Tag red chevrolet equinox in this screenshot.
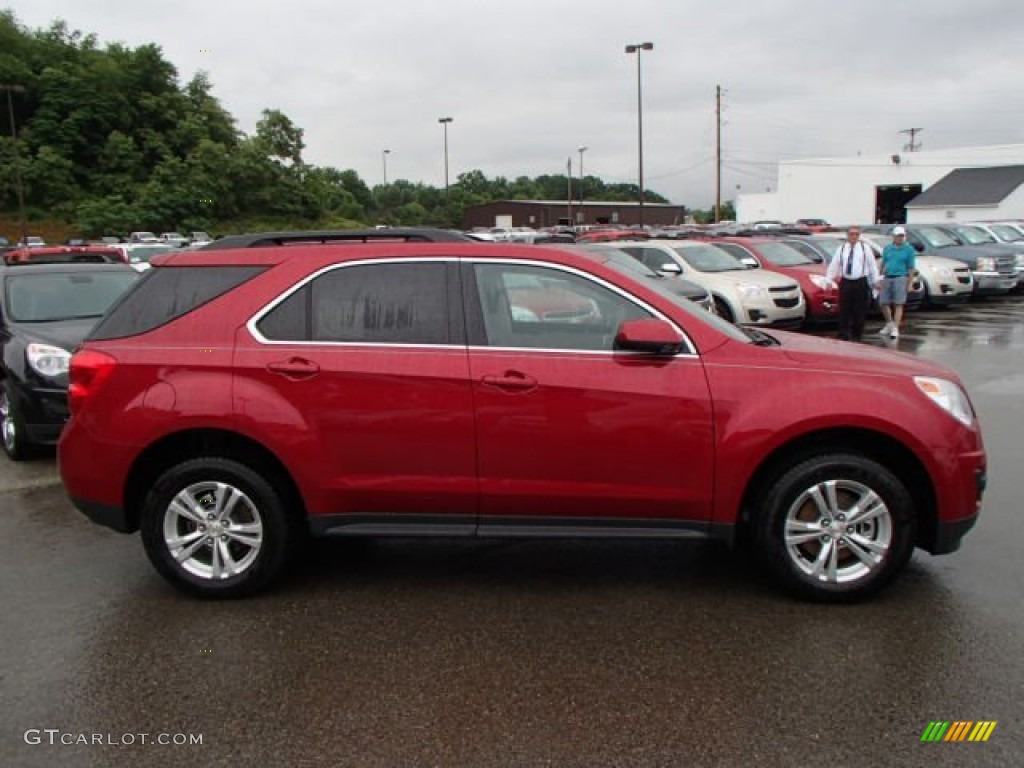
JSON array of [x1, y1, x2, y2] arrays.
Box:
[[58, 230, 987, 601]]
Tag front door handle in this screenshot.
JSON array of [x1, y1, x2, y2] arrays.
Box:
[[480, 371, 538, 392], [267, 357, 320, 379]]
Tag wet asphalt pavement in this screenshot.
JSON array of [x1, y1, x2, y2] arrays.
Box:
[[2, 298, 1023, 767]]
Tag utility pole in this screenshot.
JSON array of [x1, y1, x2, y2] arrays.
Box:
[[0, 84, 27, 245], [715, 85, 722, 224], [567, 157, 573, 226], [900, 127, 923, 152]]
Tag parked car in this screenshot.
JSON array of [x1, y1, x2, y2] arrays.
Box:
[[576, 228, 651, 244], [58, 231, 986, 602], [935, 223, 1024, 289], [864, 225, 1017, 296], [707, 237, 838, 324], [1, 262, 139, 459], [858, 233, 973, 307], [160, 232, 190, 248], [128, 231, 160, 244], [19, 236, 46, 248], [111, 243, 178, 271], [616, 240, 805, 327], [3, 246, 122, 266], [563, 243, 717, 315], [190, 232, 213, 245]]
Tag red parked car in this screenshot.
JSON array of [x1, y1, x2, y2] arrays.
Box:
[[708, 237, 839, 324], [58, 230, 986, 601]]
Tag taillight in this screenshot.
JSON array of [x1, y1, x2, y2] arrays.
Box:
[[68, 349, 117, 413]]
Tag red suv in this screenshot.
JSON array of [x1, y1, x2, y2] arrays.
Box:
[[58, 230, 987, 601]]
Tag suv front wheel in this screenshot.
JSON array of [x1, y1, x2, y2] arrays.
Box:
[[141, 457, 295, 598], [757, 453, 915, 602]]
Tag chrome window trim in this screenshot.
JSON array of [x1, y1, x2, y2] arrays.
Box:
[[246, 255, 698, 357]]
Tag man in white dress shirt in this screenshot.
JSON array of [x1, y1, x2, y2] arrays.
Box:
[[826, 226, 882, 341]]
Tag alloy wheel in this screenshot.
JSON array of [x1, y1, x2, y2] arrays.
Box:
[[783, 478, 893, 584]]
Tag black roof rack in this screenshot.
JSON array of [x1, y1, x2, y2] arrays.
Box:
[[198, 228, 472, 250]]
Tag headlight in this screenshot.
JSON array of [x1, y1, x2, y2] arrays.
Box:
[[27, 343, 72, 378], [914, 376, 974, 427], [736, 283, 768, 299], [976, 257, 996, 272], [1015, 253, 1024, 269], [809, 275, 837, 290]]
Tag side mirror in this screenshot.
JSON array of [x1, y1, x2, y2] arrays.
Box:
[[911, 242, 924, 252], [659, 262, 682, 275], [615, 318, 686, 355], [740, 257, 759, 269]]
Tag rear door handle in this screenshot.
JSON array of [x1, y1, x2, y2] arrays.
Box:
[[267, 357, 320, 378], [481, 371, 538, 392]]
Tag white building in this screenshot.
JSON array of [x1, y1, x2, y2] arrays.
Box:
[[735, 144, 1024, 226]]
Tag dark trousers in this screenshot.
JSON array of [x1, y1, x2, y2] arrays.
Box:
[[838, 277, 870, 341]]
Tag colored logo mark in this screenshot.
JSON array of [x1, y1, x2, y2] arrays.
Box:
[[921, 721, 997, 742]]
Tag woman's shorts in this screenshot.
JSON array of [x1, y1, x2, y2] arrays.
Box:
[[880, 276, 908, 305]]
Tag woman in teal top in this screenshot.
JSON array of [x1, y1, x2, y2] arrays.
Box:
[[878, 227, 917, 339]]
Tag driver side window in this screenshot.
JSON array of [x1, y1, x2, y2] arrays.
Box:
[[473, 263, 652, 351]]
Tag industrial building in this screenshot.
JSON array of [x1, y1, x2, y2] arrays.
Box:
[[463, 200, 686, 230], [735, 144, 1024, 225]]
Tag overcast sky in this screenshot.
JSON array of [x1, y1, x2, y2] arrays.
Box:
[[8, 0, 1024, 207]]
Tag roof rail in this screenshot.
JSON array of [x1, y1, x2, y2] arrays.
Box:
[[198, 228, 472, 250]]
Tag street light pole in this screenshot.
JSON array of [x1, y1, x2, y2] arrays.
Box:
[[624, 42, 653, 228], [382, 149, 390, 185], [438, 117, 453, 202], [578, 146, 588, 213], [0, 84, 27, 245]]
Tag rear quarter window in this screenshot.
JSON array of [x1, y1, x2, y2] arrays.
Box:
[[89, 266, 267, 340]]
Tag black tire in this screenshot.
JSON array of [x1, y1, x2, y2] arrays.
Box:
[[755, 453, 915, 602], [0, 382, 34, 461], [140, 457, 296, 598], [713, 296, 734, 323]]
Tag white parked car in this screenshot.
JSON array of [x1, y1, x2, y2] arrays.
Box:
[[111, 243, 178, 271], [190, 231, 213, 245], [128, 231, 159, 244], [20, 236, 46, 247], [159, 232, 189, 247], [616, 240, 805, 327], [859, 234, 973, 307]]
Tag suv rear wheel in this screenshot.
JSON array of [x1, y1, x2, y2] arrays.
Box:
[[141, 457, 295, 598], [756, 453, 915, 602]]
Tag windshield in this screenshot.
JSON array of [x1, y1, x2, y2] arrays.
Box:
[[915, 227, 959, 248], [753, 241, 814, 266], [673, 243, 746, 272], [5, 271, 138, 322], [991, 225, 1023, 242], [950, 226, 996, 245]]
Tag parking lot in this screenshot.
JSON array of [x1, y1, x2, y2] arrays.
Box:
[[2, 297, 1022, 767]]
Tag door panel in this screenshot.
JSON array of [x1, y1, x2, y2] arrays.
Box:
[[467, 262, 715, 526]]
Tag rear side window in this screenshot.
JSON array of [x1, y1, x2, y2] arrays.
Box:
[[89, 266, 266, 340], [313, 263, 448, 344]]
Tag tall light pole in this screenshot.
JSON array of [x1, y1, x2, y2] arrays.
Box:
[[577, 146, 588, 214], [382, 149, 390, 185], [438, 117, 453, 202], [0, 84, 27, 245], [624, 42, 653, 228]]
